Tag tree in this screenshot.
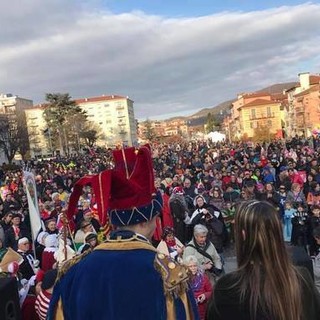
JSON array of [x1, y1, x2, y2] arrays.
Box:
[[252, 124, 275, 142], [80, 122, 103, 148], [206, 113, 220, 133], [0, 112, 30, 163], [144, 119, 156, 141], [43, 93, 86, 155]]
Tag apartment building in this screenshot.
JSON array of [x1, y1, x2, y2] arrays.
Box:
[[286, 72, 320, 137], [239, 98, 284, 139], [25, 105, 49, 158], [75, 95, 137, 147], [25, 95, 137, 158]]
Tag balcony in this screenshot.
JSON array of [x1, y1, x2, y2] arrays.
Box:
[[249, 112, 275, 120], [295, 107, 304, 114]]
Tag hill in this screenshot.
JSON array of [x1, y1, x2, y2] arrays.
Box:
[[165, 81, 298, 124]]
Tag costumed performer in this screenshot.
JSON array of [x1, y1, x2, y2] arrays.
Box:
[[48, 145, 199, 320]]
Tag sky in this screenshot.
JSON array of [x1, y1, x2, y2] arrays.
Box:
[[1, 1, 320, 120]]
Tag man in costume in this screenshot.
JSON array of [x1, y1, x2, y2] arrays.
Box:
[[48, 145, 199, 319]]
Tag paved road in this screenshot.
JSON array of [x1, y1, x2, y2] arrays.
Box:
[[223, 244, 237, 273], [224, 256, 237, 273]]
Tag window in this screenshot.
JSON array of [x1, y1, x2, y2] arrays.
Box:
[[267, 120, 272, 126], [267, 107, 271, 117], [251, 109, 256, 119]]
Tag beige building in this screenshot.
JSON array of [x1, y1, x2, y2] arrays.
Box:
[[0, 93, 33, 114], [286, 72, 320, 137], [25, 105, 50, 158], [75, 95, 137, 147], [25, 95, 137, 157]]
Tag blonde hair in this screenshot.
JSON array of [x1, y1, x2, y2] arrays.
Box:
[[234, 200, 302, 320]]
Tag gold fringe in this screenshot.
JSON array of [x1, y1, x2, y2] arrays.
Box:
[[95, 240, 157, 252], [54, 298, 64, 320]]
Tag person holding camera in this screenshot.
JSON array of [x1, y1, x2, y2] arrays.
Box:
[[190, 195, 225, 254]]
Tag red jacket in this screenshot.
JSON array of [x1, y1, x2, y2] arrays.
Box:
[[191, 273, 213, 320]]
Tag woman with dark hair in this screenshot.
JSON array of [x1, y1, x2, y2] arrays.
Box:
[[206, 200, 320, 320], [156, 226, 184, 262]]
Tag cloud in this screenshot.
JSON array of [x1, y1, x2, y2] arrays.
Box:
[[1, 1, 320, 119]]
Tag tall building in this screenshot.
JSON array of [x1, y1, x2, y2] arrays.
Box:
[[25, 94, 137, 158], [25, 105, 50, 158], [0, 93, 33, 113], [75, 95, 137, 147], [286, 72, 320, 137]]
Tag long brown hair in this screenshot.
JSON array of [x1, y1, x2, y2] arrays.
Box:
[[234, 200, 302, 320]]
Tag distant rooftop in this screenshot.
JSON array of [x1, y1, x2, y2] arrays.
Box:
[[75, 95, 132, 104]]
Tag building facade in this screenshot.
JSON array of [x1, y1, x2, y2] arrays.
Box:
[[228, 92, 285, 140], [286, 73, 320, 137], [25, 105, 50, 158], [75, 95, 137, 147]]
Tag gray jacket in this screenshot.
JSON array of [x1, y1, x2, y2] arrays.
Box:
[[183, 238, 222, 270]]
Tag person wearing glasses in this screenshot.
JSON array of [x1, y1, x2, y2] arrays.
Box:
[[17, 237, 38, 280]]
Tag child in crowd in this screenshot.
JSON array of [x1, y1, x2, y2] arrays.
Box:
[[291, 203, 309, 248], [283, 202, 295, 242]]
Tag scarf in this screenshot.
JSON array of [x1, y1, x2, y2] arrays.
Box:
[[190, 271, 204, 292], [165, 238, 177, 248]]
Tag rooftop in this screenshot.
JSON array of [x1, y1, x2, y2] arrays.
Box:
[[75, 95, 131, 104]]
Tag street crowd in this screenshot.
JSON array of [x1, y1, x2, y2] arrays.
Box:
[[1, 136, 320, 319]]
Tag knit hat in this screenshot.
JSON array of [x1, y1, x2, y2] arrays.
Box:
[[41, 269, 58, 290], [84, 232, 97, 243], [67, 145, 163, 227], [12, 213, 22, 219], [172, 186, 184, 195], [18, 237, 29, 245]]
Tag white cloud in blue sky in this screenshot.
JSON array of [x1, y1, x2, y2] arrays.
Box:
[[0, 1, 319, 120]]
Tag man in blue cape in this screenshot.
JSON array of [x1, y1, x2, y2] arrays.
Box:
[[48, 145, 199, 320]]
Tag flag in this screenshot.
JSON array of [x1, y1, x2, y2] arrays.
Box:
[[23, 171, 44, 241]]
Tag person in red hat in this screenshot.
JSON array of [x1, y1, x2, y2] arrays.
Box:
[[48, 145, 199, 320]]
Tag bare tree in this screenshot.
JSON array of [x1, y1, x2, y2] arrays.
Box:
[[79, 122, 103, 148], [0, 112, 29, 163]]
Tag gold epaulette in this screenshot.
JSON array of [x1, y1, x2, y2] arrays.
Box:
[[154, 254, 189, 299], [56, 249, 92, 281]]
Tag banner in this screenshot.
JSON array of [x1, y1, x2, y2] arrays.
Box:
[[23, 171, 44, 242]]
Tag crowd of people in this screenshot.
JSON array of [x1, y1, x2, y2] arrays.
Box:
[[1, 136, 320, 319]]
